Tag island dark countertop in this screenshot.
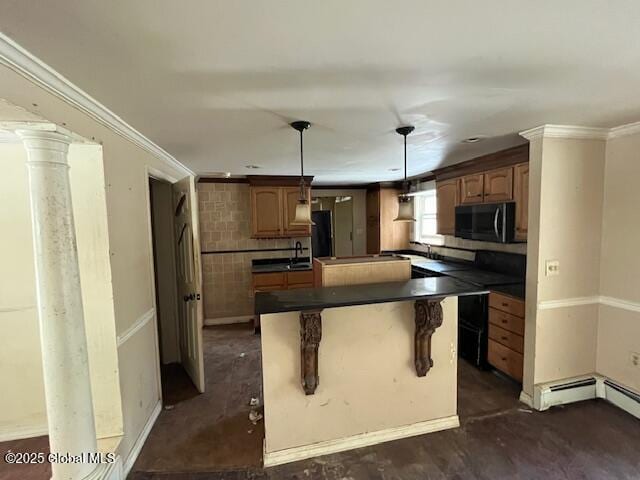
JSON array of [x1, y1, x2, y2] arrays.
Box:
[[255, 276, 489, 315]]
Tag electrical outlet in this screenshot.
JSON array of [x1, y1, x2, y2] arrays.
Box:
[[545, 260, 560, 277], [631, 352, 640, 368]]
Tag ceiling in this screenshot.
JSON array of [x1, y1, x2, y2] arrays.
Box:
[[1, 1, 640, 184]]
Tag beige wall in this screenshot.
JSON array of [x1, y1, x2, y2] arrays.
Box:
[[0, 142, 123, 440], [261, 298, 458, 453], [523, 136, 606, 393], [597, 132, 640, 393], [312, 188, 367, 255], [198, 182, 310, 320], [1, 63, 188, 467]]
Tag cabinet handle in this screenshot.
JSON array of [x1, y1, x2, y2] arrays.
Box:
[[502, 302, 509, 307], [501, 319, 507, 324], [501, 336, 508, 341], [501, 357, 507, 361]]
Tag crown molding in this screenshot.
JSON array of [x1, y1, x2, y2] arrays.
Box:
[[0, 33, 193, 177], [607, 121, 640, 140], [519, 124, 609, 141]]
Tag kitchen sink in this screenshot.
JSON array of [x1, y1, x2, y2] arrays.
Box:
[[287, 263, 311, 270]]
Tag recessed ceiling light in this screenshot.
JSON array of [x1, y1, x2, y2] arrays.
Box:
[[462, 136, 484, 144], [245, 164, 261, 169], [389, 167, 401, 172]]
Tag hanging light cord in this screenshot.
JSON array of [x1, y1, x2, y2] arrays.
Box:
[[299, 128, 305, 200]]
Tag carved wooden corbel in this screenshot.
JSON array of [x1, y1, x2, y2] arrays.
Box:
[[414, 299, 444, 377], [300, 310, 322, 395]]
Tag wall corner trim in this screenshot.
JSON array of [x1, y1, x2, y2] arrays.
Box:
[[122, 400, 162, 478], [263, 415, 459, 467], [519, 124, 610, 141], [0, 424, 48, 443], [607, 121, 640, 139], [0, 32, 193, 178]]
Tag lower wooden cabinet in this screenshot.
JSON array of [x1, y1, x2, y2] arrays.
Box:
[[253, 270, 314, 329], [487, 291, 525, 382]]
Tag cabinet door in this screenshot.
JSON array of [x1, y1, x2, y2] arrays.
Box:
[[436, 179, 459, 235], [484, 167, 514, 203], [250, 186, 282, 237], [514, 163, 529, 241], [460, 174, 484, 204], [283, 186, 311, 237], [253, 272, 286, 291]]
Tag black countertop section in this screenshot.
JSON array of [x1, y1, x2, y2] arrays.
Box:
[[252, 257, 312, 273], [255, 277, 489, 315], [441, 269, 522, 287], [412, 260, 475, 273], [491, 283, 526, 300]]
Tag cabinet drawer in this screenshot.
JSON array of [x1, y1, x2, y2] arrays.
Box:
[[252, 272, 286, 289], [489, 323, 524, 354], [489, 292, 525, 318], [489, 307, 524, 336], [488, 339, 523, 382], [287, 270, 313, 286]]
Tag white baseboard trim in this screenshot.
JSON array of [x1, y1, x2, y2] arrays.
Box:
[[531, 375, 640, 419], [519, 390, 534, 408], [263, 415, 459, 468], [204, 315, 254, 326], [0, 424, 48, 442], [122, 400, 161, 478], [536, 295, 640, 313]]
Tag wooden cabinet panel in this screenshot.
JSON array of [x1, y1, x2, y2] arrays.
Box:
[[488, 307, 525, 336], [366, 189, 381, 254], [250, 187, 282, 238], [252, 272, 286, 291], [488, 339, 523, 382], [489, 323, 524, 354], [286, 270, 314, 288], [436, 179, 459, 235], [483, 167, 514, 203], [283, 186, 311, 237], [366, 188, 408, 253], [514, 162, 529, 241], [460, 174, 484, 204], [489, 292, 525, 318]]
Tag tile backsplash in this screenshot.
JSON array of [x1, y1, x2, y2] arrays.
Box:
[[198, 183, 310, 320]]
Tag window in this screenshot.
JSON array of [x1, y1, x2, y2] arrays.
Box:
[[413, 181, 444, 245]]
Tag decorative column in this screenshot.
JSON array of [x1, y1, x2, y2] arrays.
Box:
[[414, 299, 444, 376], [300, 310, 322, 395], [17, 130, 101, 480]]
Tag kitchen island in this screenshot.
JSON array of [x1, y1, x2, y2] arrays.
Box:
[[255, 276, 487, 466]]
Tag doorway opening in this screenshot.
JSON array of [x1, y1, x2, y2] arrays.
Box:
[[311, 195, 354, 257], [148, 177, 198, 406]]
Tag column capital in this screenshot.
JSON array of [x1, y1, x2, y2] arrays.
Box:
[[16, 129, 72, 156]]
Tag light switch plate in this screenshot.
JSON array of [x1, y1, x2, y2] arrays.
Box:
[[545, 260, 560, 277]]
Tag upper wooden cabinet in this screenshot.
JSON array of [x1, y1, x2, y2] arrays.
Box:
[[366, 187, 410, 253], [250, 184, 311, 238], [460, 174, 484, 204], [436, 179, 459, 235], [484, 167, 514, 202], [514, 163, 529, 241]]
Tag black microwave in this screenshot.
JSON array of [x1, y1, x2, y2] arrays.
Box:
[[455, 202, 516, 243]]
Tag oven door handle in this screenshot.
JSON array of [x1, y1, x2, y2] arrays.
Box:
[[493, 206, 501, 241]]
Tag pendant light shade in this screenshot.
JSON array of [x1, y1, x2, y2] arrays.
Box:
[[394, 126, 416, 222], [290, 120, 315, 226]]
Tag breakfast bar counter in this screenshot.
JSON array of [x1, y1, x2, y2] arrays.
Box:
[[255, 278, 486, 466]]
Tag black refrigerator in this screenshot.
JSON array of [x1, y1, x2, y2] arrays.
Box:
[[311, 210, 332, 257]]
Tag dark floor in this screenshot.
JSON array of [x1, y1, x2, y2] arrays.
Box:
[[2, 324, 639, 480]]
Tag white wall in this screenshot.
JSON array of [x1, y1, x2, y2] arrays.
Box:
[[597, 131, 640, 393]]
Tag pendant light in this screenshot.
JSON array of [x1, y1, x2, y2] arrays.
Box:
[[290, 120, 315, 226], [394, 125, 416, 222]]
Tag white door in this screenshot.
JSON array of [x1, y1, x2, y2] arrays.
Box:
[[173, 176, 205, 393]]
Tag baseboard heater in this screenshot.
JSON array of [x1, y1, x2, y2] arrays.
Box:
[[531, 375, 639, 419]]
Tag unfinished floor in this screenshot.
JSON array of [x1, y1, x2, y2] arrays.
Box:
[[1, 324, 639, 480]]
